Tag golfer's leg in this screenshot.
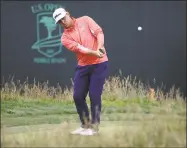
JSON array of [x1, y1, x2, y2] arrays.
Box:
[[89, 61, 108, 125], [73, 66, 90, 127]]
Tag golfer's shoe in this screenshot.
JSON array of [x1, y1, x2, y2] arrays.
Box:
[[71, 127, 85, 135], [79, 128, 98, 136]]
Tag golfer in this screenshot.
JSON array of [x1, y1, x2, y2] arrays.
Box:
[[53, 8, 108, 136]]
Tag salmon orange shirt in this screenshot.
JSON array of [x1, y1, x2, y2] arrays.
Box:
[[61, 16, 108, 66]]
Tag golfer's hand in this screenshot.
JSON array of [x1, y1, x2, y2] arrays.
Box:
[[94, 50, 104, 58]]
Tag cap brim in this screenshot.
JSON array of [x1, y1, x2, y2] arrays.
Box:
[[55, 12, 66, 24]]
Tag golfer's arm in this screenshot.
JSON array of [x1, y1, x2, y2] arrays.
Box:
[[61, 35, 96, 55], [96, 32, 104, 50], [77, 44, 96, 55], [85, 16, 104, 50]]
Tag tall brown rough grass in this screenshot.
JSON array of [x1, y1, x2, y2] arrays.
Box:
[[1, 75, 185, 101]]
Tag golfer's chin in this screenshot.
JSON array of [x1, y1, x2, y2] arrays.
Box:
[[63, 24, 70, 29]]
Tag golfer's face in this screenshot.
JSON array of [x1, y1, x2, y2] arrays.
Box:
[[58, 14, 71, 28]]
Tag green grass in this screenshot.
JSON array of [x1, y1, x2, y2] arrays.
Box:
[[1, 98, 185, 126], [1, 98, 186, 147], [2, 120, 186, 147], [1, 75, 186, 147]]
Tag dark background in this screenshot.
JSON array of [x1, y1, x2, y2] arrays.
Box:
[[1, 1, 186, 96]]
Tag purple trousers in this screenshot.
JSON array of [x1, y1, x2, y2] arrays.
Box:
[[73, 61, 108, 126]]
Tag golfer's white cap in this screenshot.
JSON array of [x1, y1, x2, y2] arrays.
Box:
[[53, 8, 67, 24]]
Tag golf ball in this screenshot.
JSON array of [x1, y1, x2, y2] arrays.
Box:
[[138, 26, 142, 31]]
